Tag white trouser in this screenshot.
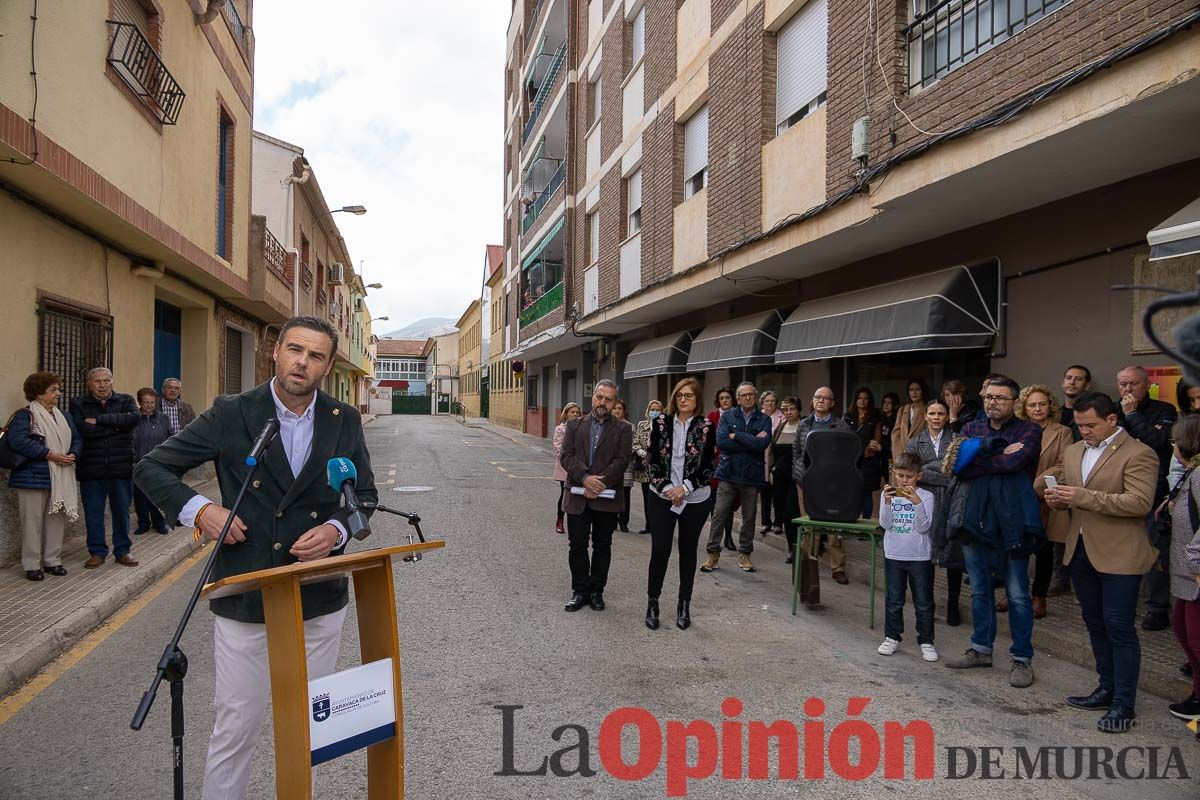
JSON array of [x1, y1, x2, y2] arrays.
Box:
[[202, 606, 347, 800]]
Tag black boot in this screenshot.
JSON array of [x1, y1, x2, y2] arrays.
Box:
[[676, 599, 691, 630], [946, 605, 961, 627], [645, 599, 660, 630], [785, 543, 795, 565]]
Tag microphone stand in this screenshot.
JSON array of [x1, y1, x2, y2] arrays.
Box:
[[362, 501, 428, 562], [129, 448, 269, 800]]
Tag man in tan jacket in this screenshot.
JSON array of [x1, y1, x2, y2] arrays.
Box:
[[1046, 392, 1158, 734]]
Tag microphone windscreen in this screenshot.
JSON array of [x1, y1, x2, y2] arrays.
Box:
[[326, 457, 357, 492], [1172, 313, 1200, 386]]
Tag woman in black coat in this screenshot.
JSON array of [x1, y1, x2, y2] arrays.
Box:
[[645, 377, 716, 631], [844, 387, 885, 519]]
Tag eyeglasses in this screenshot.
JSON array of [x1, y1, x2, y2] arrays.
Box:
[[982, 394, 1014, 404], [674, 392, 695, 400]]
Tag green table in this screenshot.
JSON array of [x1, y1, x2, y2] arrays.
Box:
[[791, 517, 883, 628]]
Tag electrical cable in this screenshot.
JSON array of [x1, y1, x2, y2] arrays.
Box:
[[2, 0, 39, 166]]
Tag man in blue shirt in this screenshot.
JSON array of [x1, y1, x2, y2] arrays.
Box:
[[701, 382, 772, 573]]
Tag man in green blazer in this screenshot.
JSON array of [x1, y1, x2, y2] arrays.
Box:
[[134, 315, 376, 800]]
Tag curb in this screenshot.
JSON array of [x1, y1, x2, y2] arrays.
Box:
[[0, 534, 202, 698]]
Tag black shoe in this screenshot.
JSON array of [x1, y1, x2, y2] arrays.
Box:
[[832, 571, 849, 585], [564, 592, 589, 612], [133, 527, 150, 536], [1168, 694, 1200, 721], [946, 605, 962, 627], [1182, 662, 1194, 678], [154, 524, 170, 535], [676, 600, 691, 630], [590, 593, 606, 611], [638, 528, 651, 535], [785, 547, 794, 565], [619, 524, 630, 533], [25, 569, 44, 581], [1066, 687, 1113, 711], [1142, 610, 1170, 631], [43, 565, 67, 577], [645, 599, 660, 630], [1097, 706, 1136, 733]]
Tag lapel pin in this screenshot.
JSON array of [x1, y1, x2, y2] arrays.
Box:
[[332, 408, 340, 416]]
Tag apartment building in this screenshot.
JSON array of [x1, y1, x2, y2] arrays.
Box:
[[483, 245, 526, 431], [251, 131, 374, 408], [502, 0, 1200, 434], [457, 300, 484, 417], [425, 332, 460, 415], [0, 1, 264, 557]]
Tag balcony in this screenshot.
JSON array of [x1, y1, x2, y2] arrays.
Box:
[[317, 286, 327, 307], [301, 261, 314, 289], [263, 227, 289, 284], [522, 41, 567, 145], [521, 161, 565, 233], [519, 281, 564, 328], [223, 0, 250, 50], [105, 21, 186, 125]]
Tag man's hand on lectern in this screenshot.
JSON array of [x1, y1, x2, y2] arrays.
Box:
[[198, 504, 247, 545], [290, 523, 339, 562]]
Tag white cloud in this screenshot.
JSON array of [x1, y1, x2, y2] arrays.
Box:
[[252, 0, 510, 331]]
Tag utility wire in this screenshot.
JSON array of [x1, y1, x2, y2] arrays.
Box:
[[2, 0, 39, 166]]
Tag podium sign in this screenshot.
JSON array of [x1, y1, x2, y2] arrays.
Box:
[[310, 658, 398, 765]]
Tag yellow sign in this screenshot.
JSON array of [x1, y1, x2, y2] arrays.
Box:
[[1189, 718, 1198, 734]]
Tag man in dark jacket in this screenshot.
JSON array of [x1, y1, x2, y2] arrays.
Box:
[[701, 382, 772, 573], [70, 367, 140, 568], [132, 387, 171, 535], [158, 377, 197, 435], [135, 316, 376, 799], [793, 386, 854, 583], [1116, 365, 1179, 631]]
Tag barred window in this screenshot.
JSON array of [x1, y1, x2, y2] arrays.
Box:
[[37, 298, 114, 410]]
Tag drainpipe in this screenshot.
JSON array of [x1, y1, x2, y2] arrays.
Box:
[[283, 164, 311, 315]]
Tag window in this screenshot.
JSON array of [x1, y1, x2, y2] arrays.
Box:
[[216, 108, 234, 259], [526, 374, 540, 409], [626, 170, 642, 235], [37, 298, 114, 410], [907, 0, 1072, 90], [588, 77, 602, 129], [588, 210, 600, 264], [775, 0, 828, 135], [683, 105, 708, 199], [630, 6, 646, 69], [224, 327, 244, 395]]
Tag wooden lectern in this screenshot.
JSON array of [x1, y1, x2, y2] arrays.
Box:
[[200, 541, 444, 799]]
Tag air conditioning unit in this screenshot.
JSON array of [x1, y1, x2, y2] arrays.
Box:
[[328, 262, 345, 285]]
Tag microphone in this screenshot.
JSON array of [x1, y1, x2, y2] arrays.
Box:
[[244, 418, 281, 467], [326, 457, 371, 540]]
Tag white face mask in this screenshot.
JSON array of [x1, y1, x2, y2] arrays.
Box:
[[649, 410, 662, 420]]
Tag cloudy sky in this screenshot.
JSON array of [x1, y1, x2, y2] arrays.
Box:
[[252, 1, 511, 333]]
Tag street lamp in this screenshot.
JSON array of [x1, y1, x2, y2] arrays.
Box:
[[366, 283, 383, 289], [370, 316, 389, 323], [336, 205, 367, 215]]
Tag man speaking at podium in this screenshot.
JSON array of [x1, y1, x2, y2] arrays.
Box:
[[135, 315, 377, 800]]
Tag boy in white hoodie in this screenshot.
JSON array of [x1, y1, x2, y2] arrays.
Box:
[[877, 451, 938, 661]]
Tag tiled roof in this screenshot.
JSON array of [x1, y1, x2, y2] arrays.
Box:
[[375, 339, 428, 357]]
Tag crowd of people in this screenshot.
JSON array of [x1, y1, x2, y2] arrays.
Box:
[[6, 369, 198, 581], [551, 366, 1200, 735]]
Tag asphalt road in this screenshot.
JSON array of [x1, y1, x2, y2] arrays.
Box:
[[0, 415, 1197, 799]]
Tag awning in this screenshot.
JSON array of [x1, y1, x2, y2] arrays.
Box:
[[686, 310, 787, 372], [623, 331, 692, 379], [775, 261, 1000, 362], [1148, 196, 1200, 261]]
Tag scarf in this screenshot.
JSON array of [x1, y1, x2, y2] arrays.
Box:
[[28, 401, 79, 522]]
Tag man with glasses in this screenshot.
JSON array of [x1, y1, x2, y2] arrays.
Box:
[[792, 386, 853, 584], [701, 382, 772, 573], [945, 376, 1044, 688], [1115, 365, 1178, 632]]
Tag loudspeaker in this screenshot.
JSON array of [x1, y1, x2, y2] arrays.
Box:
[[801, 429, 864, 523]]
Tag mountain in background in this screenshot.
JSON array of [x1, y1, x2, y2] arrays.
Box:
[[381, 317, 457, 340]]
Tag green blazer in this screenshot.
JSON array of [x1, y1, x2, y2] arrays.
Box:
[[134, 381, 377, 623]]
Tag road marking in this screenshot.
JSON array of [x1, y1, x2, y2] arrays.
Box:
[[488, 461, 545, 465], [507, 474, 556, 480], [0, 545, 208, 726], [496, 467, 508, 473], [388, 469, 396, 477]]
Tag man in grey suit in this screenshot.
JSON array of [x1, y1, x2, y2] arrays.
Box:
[[134, 316, 377, 800], [560, 379, 633, 612]]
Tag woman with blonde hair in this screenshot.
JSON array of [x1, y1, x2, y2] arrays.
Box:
[[1019, 383, 1073, 618], [632, 399, 665, 535], [645, 377, 715, 630], [552, 403, 582, 534], [7, 372, 82, 580]]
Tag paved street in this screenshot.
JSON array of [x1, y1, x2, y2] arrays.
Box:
[[0, 415, 1197, 799]]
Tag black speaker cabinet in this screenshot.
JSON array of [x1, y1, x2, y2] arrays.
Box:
[[801, 429, 865, 523]]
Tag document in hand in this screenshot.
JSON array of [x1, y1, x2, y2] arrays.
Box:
[[570, 486, 617, 499]]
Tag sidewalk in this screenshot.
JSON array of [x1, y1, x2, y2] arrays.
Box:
[[466, 417, 1194, 701], [0, 477, 214, 698]]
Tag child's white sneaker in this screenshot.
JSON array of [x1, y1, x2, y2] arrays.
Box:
[[920, 643, 939, 662], [877, 637, 900, 655]]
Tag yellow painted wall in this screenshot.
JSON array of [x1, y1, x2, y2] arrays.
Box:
[[0, 2, 253, 280], [673, 188, 708, 273], [761, 105, 827, 230]]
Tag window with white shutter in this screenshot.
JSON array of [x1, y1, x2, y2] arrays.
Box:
[[112, 0, 150, 36], [589, 211, 600, 264], [224, 328, 244, 395], [775, 0, 828, 135], [627, 170, 643, 235], [630, 7, 646, 69], [683, 105, 708, 199]]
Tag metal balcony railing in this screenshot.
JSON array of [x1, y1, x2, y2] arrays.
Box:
[[224, 0, 249, 48], [263, 227, 289, 283], [105, 21, 186, 125], [521, 162, 565, 233], [521, 41, 567, 145], [301, 262, 314, 289], [527, 0, 550, 43], [519, 280, 564, 328]]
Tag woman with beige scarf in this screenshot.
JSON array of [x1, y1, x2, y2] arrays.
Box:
[[6, 372, 82, 581]]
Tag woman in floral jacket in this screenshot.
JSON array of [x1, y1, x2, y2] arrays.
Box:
[[644, 377, 716, 632]]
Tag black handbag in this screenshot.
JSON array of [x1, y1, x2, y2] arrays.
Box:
[[0, 409, 31, 471]]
